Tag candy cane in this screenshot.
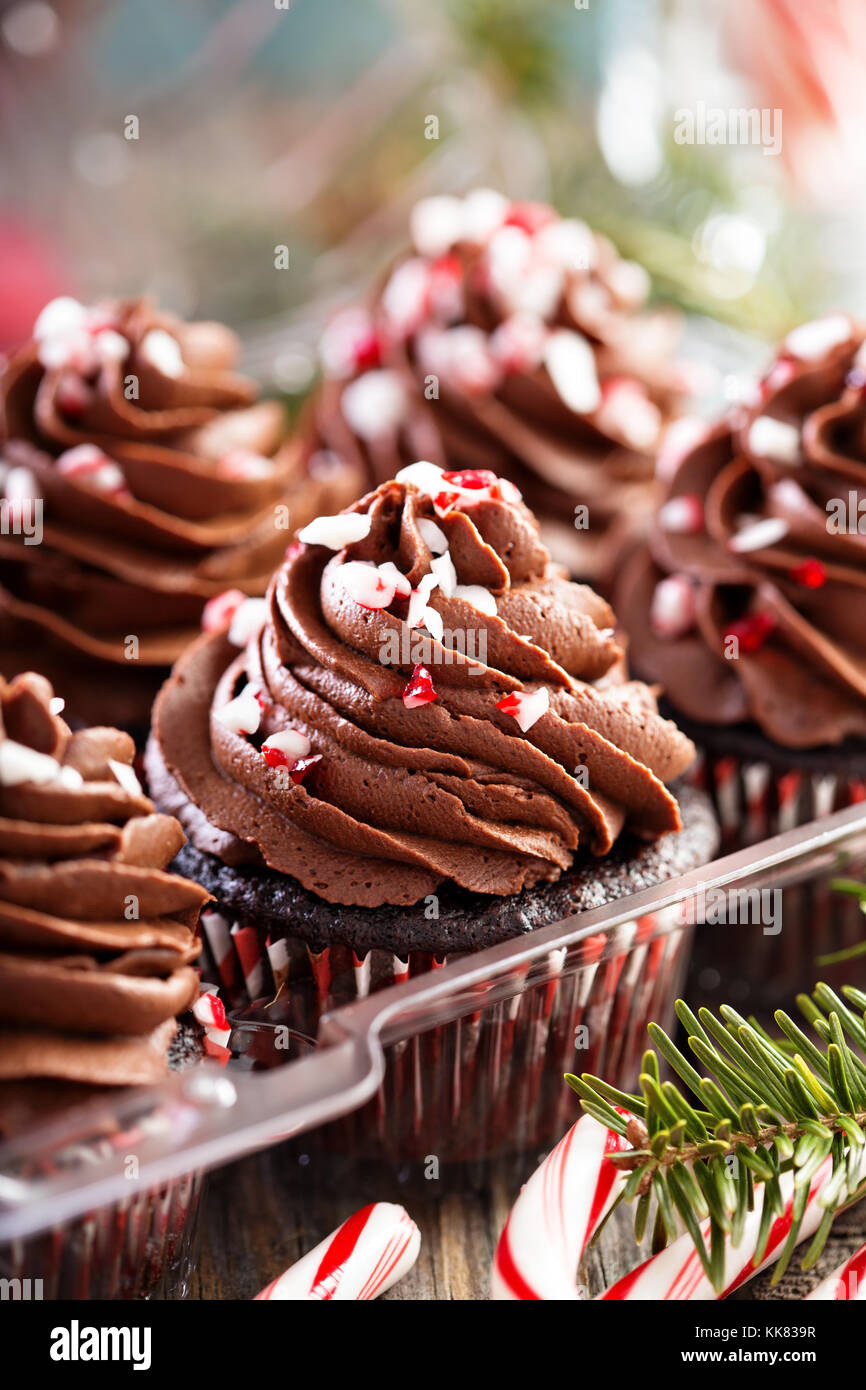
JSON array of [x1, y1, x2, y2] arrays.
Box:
[[255, 1203, 420, 1301], [492, 1115, 866, 1300], [806, 1242, 866, 1301]]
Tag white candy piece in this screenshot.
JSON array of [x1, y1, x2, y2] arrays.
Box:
[[57, 444, 126, 495], [262, 728, 312, 760], [543, 330, 601, 414], [214, 685, 262, 737], [536, 218, 596, 273], [381, 259, 430, 337], [606, 258, 650, 307], [659, 494, 703, 534], [462, 187, 508, 243], [337, 560, 398, 610], [5, 466, 40, 503], [34, 297, 88, 341], [650, 575, 696, 639], [299, 512, 373, 550], [108, 758, 142, 796], [430, 551, 457, 598], [0, 741, 64, 787], [396, 459, 448, 497], [729, 516, 789, 553], [407, 572, 440, 629], [218, 449, 273, 481], [453, 583, 497, 616], [255, 1202, 421, 1301], [656, 417, 709, 480], [747, 415, 800, 465], [94, 328, 129, 362], [597, 381, 661, 450], [410, 195, 465, 259], [500, 686, 550, 732], [227, 598, 268, 647], [341, 370, 407, 440], [416, 517, 448, 554], [376, 560, 411, 598], [48, 696, 65, 716], [140, 328, 185, 378], [785, 313, 852, 362], [420, 605, 444, 641], [489, 312, 547, 373]]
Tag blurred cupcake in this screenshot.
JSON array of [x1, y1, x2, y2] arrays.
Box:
[[617, 312, 866, 847], [0, 297, 361, 733], [145, 461, 717, 1162], [0, 670, 213, 1298], [298, 190, 687, 586]]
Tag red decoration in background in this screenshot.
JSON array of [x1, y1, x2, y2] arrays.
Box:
[[0, 220, 69, 353], [503, 202, 555, 235], [724, 611, 776, 654], [789, 557, 827, 588]]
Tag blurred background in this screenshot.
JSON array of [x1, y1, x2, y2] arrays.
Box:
[[2, 0, 866, 395]]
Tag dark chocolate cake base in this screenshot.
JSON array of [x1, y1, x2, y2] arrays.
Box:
[[173, 783, 718, 956]]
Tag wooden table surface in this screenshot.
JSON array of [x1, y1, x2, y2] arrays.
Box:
[[190, 1137, 866, 1301]]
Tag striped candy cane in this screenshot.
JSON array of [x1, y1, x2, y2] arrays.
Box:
[[255, 1203, 420, 1301], [807, 1242, 866, 1301], [492, 1115, 866, 1300]]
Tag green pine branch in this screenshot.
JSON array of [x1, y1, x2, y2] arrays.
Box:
[[565, 982, 866, 1294]]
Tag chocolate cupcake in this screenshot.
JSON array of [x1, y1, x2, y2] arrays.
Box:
[[0, 670, 213, 1298], [146, 462, 717, 1164], [0, 296, 362, 733], [617, 312, 866, 848], [298, 190, 686, 586]]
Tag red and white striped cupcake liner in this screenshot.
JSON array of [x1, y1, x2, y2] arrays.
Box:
[[1, 1150, 204, 1300], [200, 903, 694, 1169]]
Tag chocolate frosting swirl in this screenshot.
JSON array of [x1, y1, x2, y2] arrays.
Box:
[[147, 464, 695, 909], [300, 190, 685, 583], [0, 671, 208, 1109], [617, 313, 866, 749], [0, 296, 361, 725]]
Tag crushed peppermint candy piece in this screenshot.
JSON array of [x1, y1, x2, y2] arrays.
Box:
[[108, 758, 142, 796], [320, 307, 382, 378], [215, 684, 263, 736], [5, 466, 41, 504], [462, 187, 508, 243], [202, 589, 245, 633], [784, 314, 852, 362], [341, 370, 407, 439], [377, 561, 411, 599], [419, 324, 501, 395], [193, 988, 229, 1034], [34, 297, 88, 342], [218, 449, 274, 480], [381, 259, 430, 337], [496, 686, 550, 732], [650, 575, 696, 639], [56, 444, 128, 496], [289, 754, 321, 785], [427, 254, 465, 323], [49, 696, 65, 716], [489, 312, 547, 374], [407, 572, 440, 630], [747, 415, 800, 465], [140, 328, 184, 378], [337, 560, 400, 609], [725, 611, 775, 654], [262, 728, 313, 766], [606, 258, 651, 308], [543, 330, 601, 414], [596, 377, 662, 450], [729, 516, 789, 553], [430, 551, 457, 597], [419, 604, 444, 641], [410, 195, 465, 259], [453, 583, 497, 616], [789, 557, 827, 588], [536, 218, 596, 273], [659, 494, 704, 534], [228, 598, 268, 646], [299, 511, 373, 549], [503, 201, 556, 235], [402, 664, 438, 709], [416, 517, 448, 554], [0, 741, 66, 787], [55, 372, 92, 417], [656, 417, 709, 481], [442, 468, 498, 490]]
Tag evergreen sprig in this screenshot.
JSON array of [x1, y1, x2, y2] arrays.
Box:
[[565, 982, 866, 1293]]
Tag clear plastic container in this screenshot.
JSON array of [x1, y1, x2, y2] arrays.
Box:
[[3, 801, 866, 1291]]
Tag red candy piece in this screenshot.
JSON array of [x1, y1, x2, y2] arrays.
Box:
[[760, 355, 797, 399], [402, 664, 438, 709], [201, 588, 246, 633], [503, 201, 555, 235], [290, 753, 322, 785], [789, 557, 827, 588], [262, 744, 291, 769], [55, 372, 91, 417], [442, 468, 499, 490], [724, 611, 776, 654], [352, 331, 382, 372]]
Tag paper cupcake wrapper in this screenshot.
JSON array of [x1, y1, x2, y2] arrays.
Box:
[[201, 904, 692, 1168], [1, 1149, 204, 1301], [685, 751, 866, 1019]]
